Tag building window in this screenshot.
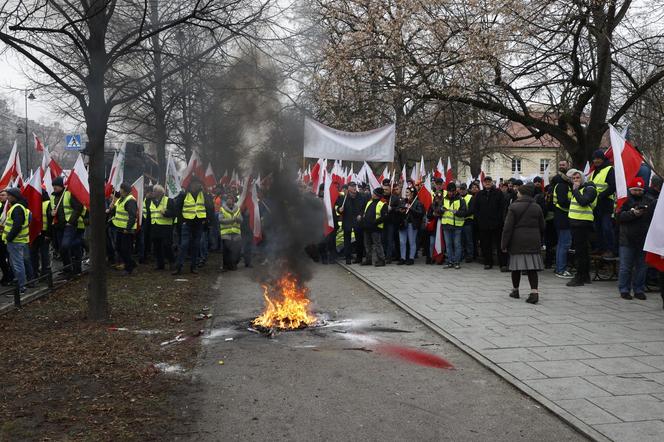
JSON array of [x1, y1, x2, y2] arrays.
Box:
[[511, 158, 521, 174], [540, 159, 550, 174]]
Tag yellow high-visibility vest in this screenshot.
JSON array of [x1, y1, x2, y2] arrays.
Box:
[[3, 204, 30, 243], [63, 191, 86, 229], [219, 206, 241, 235], [590, 166, 615, 200], [112, 195, 137, 230], [463, 194, 473, 220], [568, 187, 597, 222], [364, 200, 385, 229], [182, 192, 206, 220], [42, 200, 50, 231], [442, 198, 464, 227], [150, 197, 173, 226], [553, 183, 572, 212]]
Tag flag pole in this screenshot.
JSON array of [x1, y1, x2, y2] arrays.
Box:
[[51, 181, 70, 216]]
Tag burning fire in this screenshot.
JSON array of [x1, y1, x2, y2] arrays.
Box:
[[252, 273, 318, 330]]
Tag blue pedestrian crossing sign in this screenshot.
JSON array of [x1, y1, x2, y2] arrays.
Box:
[[65, 134, 82, 151]]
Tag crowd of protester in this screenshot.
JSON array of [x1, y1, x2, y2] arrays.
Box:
[[0, 148, 661, 310]]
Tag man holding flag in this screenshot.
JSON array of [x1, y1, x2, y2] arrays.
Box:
[[173, 176, 211, 275], [51, 176, 86, 276], [589, 149, 616, 257], [109, 183, 138, 275], [3, 188, 34, 294]]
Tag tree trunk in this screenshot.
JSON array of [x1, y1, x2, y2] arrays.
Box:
[[150, 0, 168, 183]]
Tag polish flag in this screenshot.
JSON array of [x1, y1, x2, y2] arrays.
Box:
[[417, 174, 433, 211], [323, 171, 340, 236], [0, 141, 22, 189], [583, 161, 591, 176], [240, 177, 262, 243], [364, 162, 381, 191], [478, 170, 486, 190], [130, 175, 144, 229], [42, 164, 53, 195], [181, 151, 205, 189], [434, 158, 444, 179], [204, 163, 216, 188], [609, 124, 643, 211], [303, 166, 311, 185], [104, 151, 119, 198], [230, 169, 239, 187], [33, 133, 45, 152], [67, 154, 90, 208], [445, 157, 454, 184], [410, 163, 418, 183], [378, 165, 390, 183], [41, 147, 63, 179], [346, 164, 354, 185], [23, 167, 43, 243], [431, 219, 445, 264], [645, 179, 664, 271], [419, 155, 426, 181], [310, 159, 326, 193], [401, 164, 408, 198], [542, 164, 550, 189]]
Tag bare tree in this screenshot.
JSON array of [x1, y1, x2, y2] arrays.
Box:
[[0, 0, 269, 320]]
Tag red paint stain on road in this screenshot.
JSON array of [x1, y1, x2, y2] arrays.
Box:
[[377, 344, 455, 370]]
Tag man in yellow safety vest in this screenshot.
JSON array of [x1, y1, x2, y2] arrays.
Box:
[[51, 176, 86, 276], [3, 188, 34, 294], [147, 184, 175, 271], [566, 169, 598, 287], [173, 176, 211, 275], [590, 149, 616, 257], [109, 182, 138, 275], [29, 188, 53, 277], [219, 195, 242, 271]]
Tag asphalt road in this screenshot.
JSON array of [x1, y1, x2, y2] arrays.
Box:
[[177, 264, 586, 441]]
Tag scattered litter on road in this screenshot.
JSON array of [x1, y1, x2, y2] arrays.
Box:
[[224, 338, 234, 342], [134, 329, 162, 335], [174, 279, 189, 282], [194, 313, 213, 320], [168, 316, 182, 323], [247, 327, 260, 334], [108, 326, 129, 332], [343, 347, 373, 353], [332, 329, 347, 334], [201, 306, 210, 312], [153, 362, 186, 374], [218, 360, 224, 365], [160, 330, 203, 346]]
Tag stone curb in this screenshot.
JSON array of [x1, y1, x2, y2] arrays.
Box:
[[340, 262, 609, 442]]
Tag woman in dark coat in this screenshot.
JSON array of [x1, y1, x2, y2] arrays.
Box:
[[501, 183, 545, 304]]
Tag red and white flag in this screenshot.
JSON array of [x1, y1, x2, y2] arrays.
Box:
[[240, 177, 262, 243], [204, 163, 216, 188], [417, 174, 433, 211], [364, 162, 381, 191], [104, 151, 119, 198], [445, 157, 454, 184], [378, 165, 390, 183], [181, 151, 205, 189], [478, 170, 486, 190], [583, 161, 591, 176], [434, 158, 444, 179], [310, 158, 326, 193], [410, 163, 418, 183], [23, 167, 43, 243], [401, 164, 408, 199], [0, 141, 22, 189], [67, 154, 90, 208], [419, 155, 426, 181], [33, 133, 45, 152], [41, 147, 63, 179], [609, 124, 643, 211], [345, 164, 354, 185], [130, 175, 144, 229], [323, 171, 340, 236], [645, 174, 664, 271], [431, 219, 445, 264]]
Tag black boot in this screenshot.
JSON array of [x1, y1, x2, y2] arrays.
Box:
[[526, 292, 539, 304], [171, 267, 182, 275], [509, 289, 520, 299]]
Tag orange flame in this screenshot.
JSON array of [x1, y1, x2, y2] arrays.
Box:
[[252, 273, 317, 330]]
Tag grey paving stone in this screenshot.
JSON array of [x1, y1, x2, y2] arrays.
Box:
[[482, 348, 545, 363], [524, 377, 611, 400], [628, 341, 664, 356], [485, 335, 548, 348], [594, 420, 664, 442], [584, 375, 664, 395], [636, 356, 664, 370], [555, 399, 621, 425], [498, 362, 548, 380], [530, 346, 599, 361], [581, 357, 662, 375], [528, 360, 604, 378], [588, 395, 664, 421], [580, 344, 650, 358]]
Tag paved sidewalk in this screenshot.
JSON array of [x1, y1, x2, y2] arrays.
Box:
[[343, 260, 664, 442]]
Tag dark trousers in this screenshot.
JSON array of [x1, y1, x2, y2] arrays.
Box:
[[242, 233, 253, 266], [343, 227, 364, 262], [222, 238, 241, 270], [572, 225, 592, 281], [479, 228, 506, 267], [117, 231, 136, 273], [0, 241, 14, 282], [176, 222, 202, 270], [318, 233, 337, 264], [363, 230, 385, 264], [30, 234, 51, 276], [382, 223, 396, 261], [544, 220, 557, 268], [152, 233, 174, 269], [58, 225, 83, 274]]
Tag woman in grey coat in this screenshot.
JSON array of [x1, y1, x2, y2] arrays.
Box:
[[501, 183, 545, 304]]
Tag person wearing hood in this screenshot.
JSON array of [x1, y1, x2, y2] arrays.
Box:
[[566, 169, 598, 287], [590, 149, 616, 257], [147, 184, 176, 271], [617, 177, 655, 300], [501, 183, 545, 304], [51, 175, 86, 276], [3, 188, 34, 294], [219, 194, 243, 271], [0, 189, 14, 285], [29, 188, 53, 277], [361, 187, 387, 266], [550, 160, 573, 278]]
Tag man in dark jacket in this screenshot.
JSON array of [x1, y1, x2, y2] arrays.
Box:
[[361, 187, 387, 266], [317, 184, 338, 264], [566, 169, 598, 287], [30, 189, 53, 277], [550, 161, 573, 278], [109, 182, 138, 275], [173, 176, 211, 274], [146, 184, 176, 270], [474, 176, 506, 269], [617, 177, 655, 300], [336, 181, 367, 264], [590, 149, 616, 256], [3, 188, 34, 293]]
